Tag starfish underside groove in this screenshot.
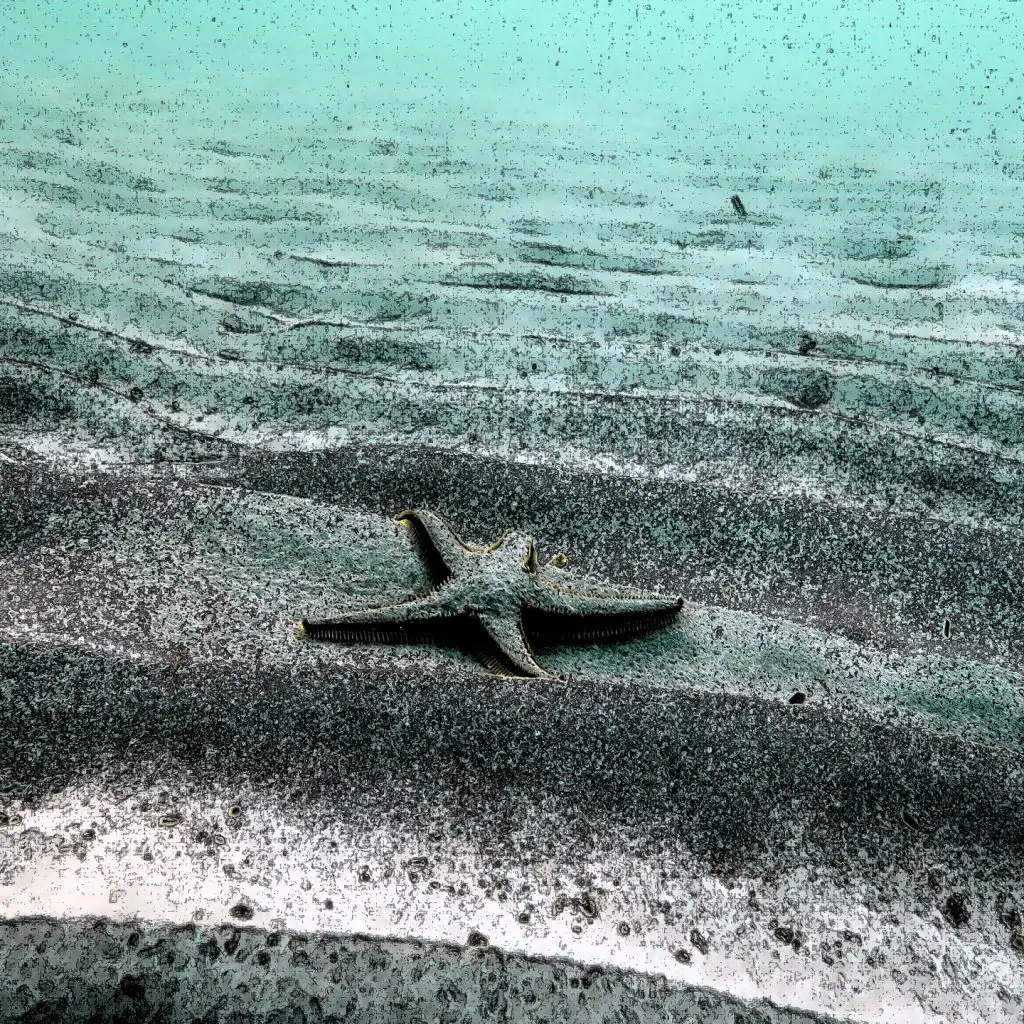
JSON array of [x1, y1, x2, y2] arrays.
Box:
[[298, 509, 683, 679]]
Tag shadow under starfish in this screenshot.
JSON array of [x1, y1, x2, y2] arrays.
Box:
[[298, 509, 683, 679]]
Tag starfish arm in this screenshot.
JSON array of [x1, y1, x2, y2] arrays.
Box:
[[396, 508, 473, 574], [477, 613, 554, 679], [530, 584, 683, 618], [300, 590, 454, 630]]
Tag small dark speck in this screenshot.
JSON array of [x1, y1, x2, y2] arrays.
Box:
[[690, 929, 709, 955], [323, 898, 333, 910], [517, 910, 531, 924], [943, 892, 971, 928], [730, 194, 748, 217], [798, 334, 817, 355], [942, 617, 952, 641], [118, 975, 145, 999], [617, 922, 631, 936], [467, 929, 489, 947], [672, 947, 691, 964], [229, 902, 254, 921], [789, 691, 806, 704], [900, 806, 922, 831]]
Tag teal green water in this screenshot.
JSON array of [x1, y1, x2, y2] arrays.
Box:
[[4, 0, 1022, 165]]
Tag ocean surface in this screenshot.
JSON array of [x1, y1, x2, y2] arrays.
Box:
[[1, 3, 1023, 1022]]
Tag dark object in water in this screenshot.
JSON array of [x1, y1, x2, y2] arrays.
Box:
[[900, 806, 922, 831], [730, 194, 747, 217]]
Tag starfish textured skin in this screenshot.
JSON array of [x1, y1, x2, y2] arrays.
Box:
[[298, 509, 684, 679]]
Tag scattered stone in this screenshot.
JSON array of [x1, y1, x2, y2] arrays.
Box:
[[229, 903, 254, 922]]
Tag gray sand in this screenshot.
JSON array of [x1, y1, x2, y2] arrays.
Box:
[[0, 85, 1022, 1022]]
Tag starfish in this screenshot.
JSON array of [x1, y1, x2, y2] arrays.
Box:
[[297, 509, 683, 679]]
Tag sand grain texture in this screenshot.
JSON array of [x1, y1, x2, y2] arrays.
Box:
[[0, 90, 1022, 1022]]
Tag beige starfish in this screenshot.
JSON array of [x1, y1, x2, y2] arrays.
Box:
[[298, 509, 683, 679]]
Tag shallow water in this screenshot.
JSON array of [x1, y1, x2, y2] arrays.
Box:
[[1, 4, 1023, 1023]]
